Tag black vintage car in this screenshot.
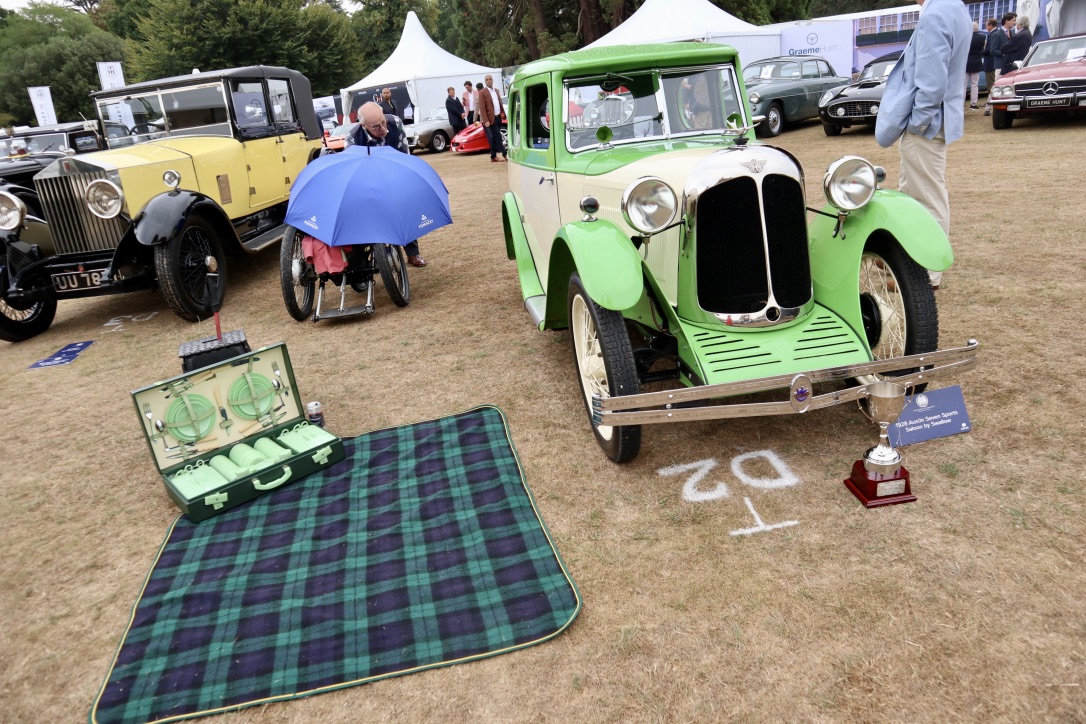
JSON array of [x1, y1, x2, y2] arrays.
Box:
[[818, 51, 903, 136]]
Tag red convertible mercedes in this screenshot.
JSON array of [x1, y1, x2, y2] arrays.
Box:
[[988, 32, 1086, 129]]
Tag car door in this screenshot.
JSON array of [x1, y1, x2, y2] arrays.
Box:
[[799, 61, 824, 119], [512, 81, 561, 290], [267, 78, 311, 190], [229, 79, 286, 208]]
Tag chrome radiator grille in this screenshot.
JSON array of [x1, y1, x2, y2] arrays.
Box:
[[36, 172, 127, 255], [1015, 79, 1086, 97], [696, 174, 812, 315], [825, 100, 875, 118]]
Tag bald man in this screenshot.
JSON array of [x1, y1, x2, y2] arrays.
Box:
[[347, 103, 427, 266]]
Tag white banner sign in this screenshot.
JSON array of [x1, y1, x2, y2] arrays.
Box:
[[27, 86, 57, 126], [96, 61, 126, 90], [779, 20, 855, 77]]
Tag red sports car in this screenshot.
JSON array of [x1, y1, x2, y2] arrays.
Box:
[[451, 121, 508, 154], [988, 32, 1086, 129]]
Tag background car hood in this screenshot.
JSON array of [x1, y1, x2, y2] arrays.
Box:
[[1001, 58, 1086, 84], [829, 82, 886, 102]]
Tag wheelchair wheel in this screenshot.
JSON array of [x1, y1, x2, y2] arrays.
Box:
[[374, 244, 410, 307], [280, 226, 315, 321]]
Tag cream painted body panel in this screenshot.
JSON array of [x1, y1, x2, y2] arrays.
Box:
[[511, 163, 561, 288], [552, 147, 721, 306]]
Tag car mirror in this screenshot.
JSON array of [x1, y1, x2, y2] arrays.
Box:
[[595, 126, 613, 144], [601, 73, 633, 93]]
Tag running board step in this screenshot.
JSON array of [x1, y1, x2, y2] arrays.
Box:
[[242, 224, 289, 253], [315, 305, 374, 320]]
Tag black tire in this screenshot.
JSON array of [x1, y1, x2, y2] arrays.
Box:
[[154, 215, 226, 322], [823, 122, 843, 137], [757, 103, 783, 138], [854, 238, 939, 391], [373, 244, 410, 307], [567, 273, 641, 463], [0, 258, 56, 342], [992, 108, 1013, 129], [280, 226, 315, 321], [428, 131, 449, 153]]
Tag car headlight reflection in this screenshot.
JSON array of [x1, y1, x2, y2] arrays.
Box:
[[85, 179, 124, 219], [819, 90, 833, 106], [823, 156, 877, 211], [621, 177, 677, 235], [0, 191, 27, 231]]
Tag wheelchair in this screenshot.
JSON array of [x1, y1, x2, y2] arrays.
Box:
[[279, 226, 410, 322]]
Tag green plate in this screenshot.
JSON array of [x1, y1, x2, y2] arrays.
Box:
[[165, 394, 216, 443], [228, 374, 275, 420]]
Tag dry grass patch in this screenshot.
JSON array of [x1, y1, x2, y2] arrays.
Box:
[[2, 111, 1085, 722]]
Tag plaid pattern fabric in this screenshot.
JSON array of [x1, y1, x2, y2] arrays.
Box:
[[91, 406, 580, 724]]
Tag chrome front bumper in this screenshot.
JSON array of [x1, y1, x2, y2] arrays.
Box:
[[592, 339, 979, 425]]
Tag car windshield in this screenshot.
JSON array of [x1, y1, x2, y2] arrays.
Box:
[[20, 133, 68, 154], [743, 61, 801, 81], [1026, 36, 1086, 66], [566, 66, 746, 151], [860, 58, 898, 80], [97, 82, 231, 148]]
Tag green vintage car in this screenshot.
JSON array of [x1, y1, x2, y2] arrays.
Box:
[[742, 56, 850, 137], [502, 42, 977, 463]]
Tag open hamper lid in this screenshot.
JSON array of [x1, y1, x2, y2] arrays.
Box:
[[131, 342, 326, 475]]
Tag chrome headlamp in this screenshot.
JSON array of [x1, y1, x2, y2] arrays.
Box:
[[85, 178, 124, 219], [819, 90, 834, 107], [823, 156, 877, 211], [0, 191, 27, 231], [162, 169, 181, 188], [748, 91, 761, 104], [621, 177, 677, 235]]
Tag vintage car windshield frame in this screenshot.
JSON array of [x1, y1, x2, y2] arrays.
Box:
[[97, 81, 235, 148], [563, 63, 749, 154], [1023, 36, 1086, 68]]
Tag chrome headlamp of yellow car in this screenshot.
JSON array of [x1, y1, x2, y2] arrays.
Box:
[[0, 191, 27, 231], [85, 178, 124, 219], [162, 169, 182, 189], [621, 177, 677, 235], [823, 156, 877, 211]]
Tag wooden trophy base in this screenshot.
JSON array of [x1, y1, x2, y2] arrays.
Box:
[[844, 460, 916, 508]]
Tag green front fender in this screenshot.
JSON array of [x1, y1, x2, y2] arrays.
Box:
[[810, 190, 951, 352], [545, 220, 644, 320]]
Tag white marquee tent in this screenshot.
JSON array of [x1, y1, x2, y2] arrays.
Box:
[[341, 12, 499, 122], [586, 0, 781, 66]]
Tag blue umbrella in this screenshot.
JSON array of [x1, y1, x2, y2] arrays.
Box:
[[285, 145, 451, 247]]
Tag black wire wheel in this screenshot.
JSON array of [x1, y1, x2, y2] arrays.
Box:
[[854, 238, 938, 390], [154, 215, 226, 322], [373, 244, 410, 307], [567, 273, 641, 463], [280, 226, 315, 321], [0, 259, 56, 342]]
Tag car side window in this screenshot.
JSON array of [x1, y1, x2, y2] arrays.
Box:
[[230, 80, 274, 137], [508, 91, 522, 149], [802, 62, 819, 79], [268, 79, 298, 130], [782, 63, 800, 79], [817, 60, 832, 77], [526, 83, 550, 149]]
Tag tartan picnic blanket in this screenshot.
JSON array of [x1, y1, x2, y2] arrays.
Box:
[[90, 406, 581, 724]]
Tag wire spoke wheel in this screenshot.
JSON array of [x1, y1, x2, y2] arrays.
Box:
[[154, 215, 225, 322], [567, 273, 641, 462], [280, 226, 314, 321], [853, 240, 938, 389]]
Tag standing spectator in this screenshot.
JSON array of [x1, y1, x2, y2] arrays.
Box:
[[983, 14, 1015, 115], [1001, 16, 1033, 75], [473, 82, 483, 128], [981, 18, 999, 115], [875, 0, 971, 290], [446, 86, 466, 136], [378, 88, 398, 118], [477, 74, 507, 163], [348, 103, 428, 267], [462, 81, 475, 124], [966, 22, 986, 110]]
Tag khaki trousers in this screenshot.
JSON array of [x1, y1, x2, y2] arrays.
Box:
[[899, 131, 949, 287]]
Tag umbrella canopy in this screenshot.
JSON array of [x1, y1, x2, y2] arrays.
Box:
[[285, 145, 451, 247]]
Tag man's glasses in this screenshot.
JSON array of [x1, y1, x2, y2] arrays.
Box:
[[365, 121, 388, 131]]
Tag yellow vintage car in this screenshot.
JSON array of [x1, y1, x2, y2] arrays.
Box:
[[0, 66, 323, 342]]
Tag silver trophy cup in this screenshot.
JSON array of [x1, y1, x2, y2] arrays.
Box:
[[863, 381, 907, 476]]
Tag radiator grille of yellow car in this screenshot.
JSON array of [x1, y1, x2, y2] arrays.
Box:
[[695, 174, 811, 315], [36, 171, 126, 255]]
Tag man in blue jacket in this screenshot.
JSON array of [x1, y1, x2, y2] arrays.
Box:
[[981, 18, 999, 115], [875, 0, 971, 290]]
